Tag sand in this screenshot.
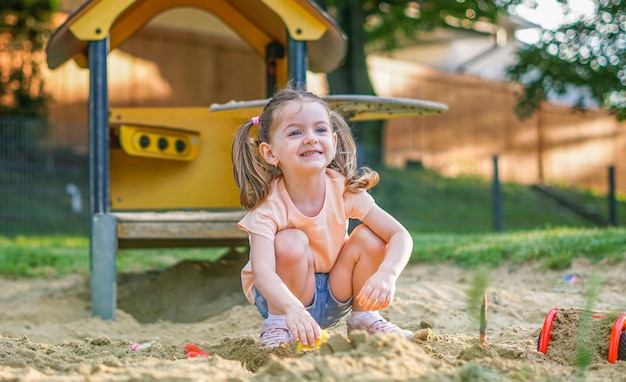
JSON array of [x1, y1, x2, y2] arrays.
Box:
[[1, 252, 625, 381]]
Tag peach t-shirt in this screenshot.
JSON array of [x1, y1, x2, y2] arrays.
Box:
[[238, 168, 376, 303]]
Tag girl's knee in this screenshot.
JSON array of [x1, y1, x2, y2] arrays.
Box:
[[351, 225, 386, 257], [275, 229, 312, 264]]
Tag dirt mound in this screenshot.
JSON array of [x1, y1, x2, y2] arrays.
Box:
[[117, 250, 248, 323]]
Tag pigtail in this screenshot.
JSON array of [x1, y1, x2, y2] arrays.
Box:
[[231, 120, 274, 210], [330, 111, 379, 192]]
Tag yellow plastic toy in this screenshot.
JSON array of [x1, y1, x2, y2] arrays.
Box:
[[294, 329, 329, 354]]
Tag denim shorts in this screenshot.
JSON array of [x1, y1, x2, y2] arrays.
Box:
[[253, 273, 353, 328]]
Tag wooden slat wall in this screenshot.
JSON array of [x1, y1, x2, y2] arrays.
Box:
[[370, 56, 626, 193], [44, 25, 265, 151]]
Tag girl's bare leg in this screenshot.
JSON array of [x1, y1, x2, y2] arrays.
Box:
[[328, 224, 386, 311], [268, 229, 316, 314]]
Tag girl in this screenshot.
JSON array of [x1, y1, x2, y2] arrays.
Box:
[[231, 87, 414, 348]]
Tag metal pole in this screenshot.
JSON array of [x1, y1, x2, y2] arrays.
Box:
[[287, 34, 306, 89], [265, 42, 284, 97], [88, 38, 116, 320], [608, 165, 617, 226], [492, 156, 503, 232], [88, 39, 110, 216], [91, 213, 117, 319]]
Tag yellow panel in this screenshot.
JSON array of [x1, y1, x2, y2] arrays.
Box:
[[109, 108, 247, 211], [69, 0, 136, 40], [118, 125, 200, 161], [260, 0, 326, 40]]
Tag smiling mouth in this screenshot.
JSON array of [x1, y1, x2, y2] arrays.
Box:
[[300, 151, 322, 157]]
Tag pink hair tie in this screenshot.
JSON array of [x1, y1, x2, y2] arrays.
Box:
[[251, 116, 260, 126]]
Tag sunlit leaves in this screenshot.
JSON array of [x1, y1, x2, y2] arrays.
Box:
[[327, 0, 510, 51], [508, 0, 625, 121], [0, 0, 55, 117]]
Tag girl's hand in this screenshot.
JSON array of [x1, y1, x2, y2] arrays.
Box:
[[284, 305, 321, 347], [356, 270, 396, 311]]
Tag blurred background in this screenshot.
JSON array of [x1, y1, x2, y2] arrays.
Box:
[[1, 0, 624, 236]]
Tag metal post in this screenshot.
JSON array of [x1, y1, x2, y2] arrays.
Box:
[[492, 156, 503, 232], [265, 42, 284, 97], [88, 38, 116, 320], [91, 213, 117, 319], [608, 166, 617, 226], [287, 34, 306, 89], [88, 39, 110, 216]]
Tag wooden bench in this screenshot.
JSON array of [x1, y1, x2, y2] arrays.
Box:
[[112, 210, 249, 249]]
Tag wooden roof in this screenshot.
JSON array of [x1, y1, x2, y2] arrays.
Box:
[[46, 0, 347, 73]]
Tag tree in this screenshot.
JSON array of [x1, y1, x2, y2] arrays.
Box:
[[0, 0, 55, 118], [507, 1, 626, 121], [317, 1, 506, 164]]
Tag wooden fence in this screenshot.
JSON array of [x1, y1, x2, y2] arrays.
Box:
[[369, 56, 626, 194]]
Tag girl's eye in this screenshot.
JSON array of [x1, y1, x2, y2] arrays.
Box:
[[288, 130, 301, 137], [316, 127, 329, 133]]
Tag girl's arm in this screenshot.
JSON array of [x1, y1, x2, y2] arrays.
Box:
[[357, 204, 414, 310], [248, 233, 321, 345]]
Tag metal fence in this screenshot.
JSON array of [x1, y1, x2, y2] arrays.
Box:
[[0, 117, 89, 236]]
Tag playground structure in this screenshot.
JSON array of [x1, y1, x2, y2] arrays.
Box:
[[46, 0, 448, 320]]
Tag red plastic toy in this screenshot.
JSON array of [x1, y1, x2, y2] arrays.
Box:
[[537, 308, 626, 363], [185, 343, 210, 358], [608, 313, 626, 363]]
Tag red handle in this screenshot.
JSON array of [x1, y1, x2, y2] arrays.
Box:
[[608, 313, 626, 363], [537, 308, 558, 354]]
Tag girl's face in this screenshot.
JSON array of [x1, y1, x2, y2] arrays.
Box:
[[260, 100, 337, 176]]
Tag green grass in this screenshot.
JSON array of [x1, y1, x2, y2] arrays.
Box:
[[409, 227, 626, 269], [0, 236, 228, 278], [0, 227, 623, 278], [0, 167, 624, 278], [371, 167, 622, 233]]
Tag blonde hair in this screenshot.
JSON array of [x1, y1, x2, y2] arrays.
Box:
[[231, 88, 379, 210]]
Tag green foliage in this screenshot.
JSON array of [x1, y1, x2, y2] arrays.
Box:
[[366, 0, 504, 51], [325, 0, 508, 52], [507, 1, 626, 121], [371, 167, 608, 234], [0, 0, 56, 117]]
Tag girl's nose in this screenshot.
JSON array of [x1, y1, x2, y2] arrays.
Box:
[[303, 130, 318, 144]]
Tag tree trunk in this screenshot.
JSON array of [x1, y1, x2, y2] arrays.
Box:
[[318, 0, 384, 166]]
